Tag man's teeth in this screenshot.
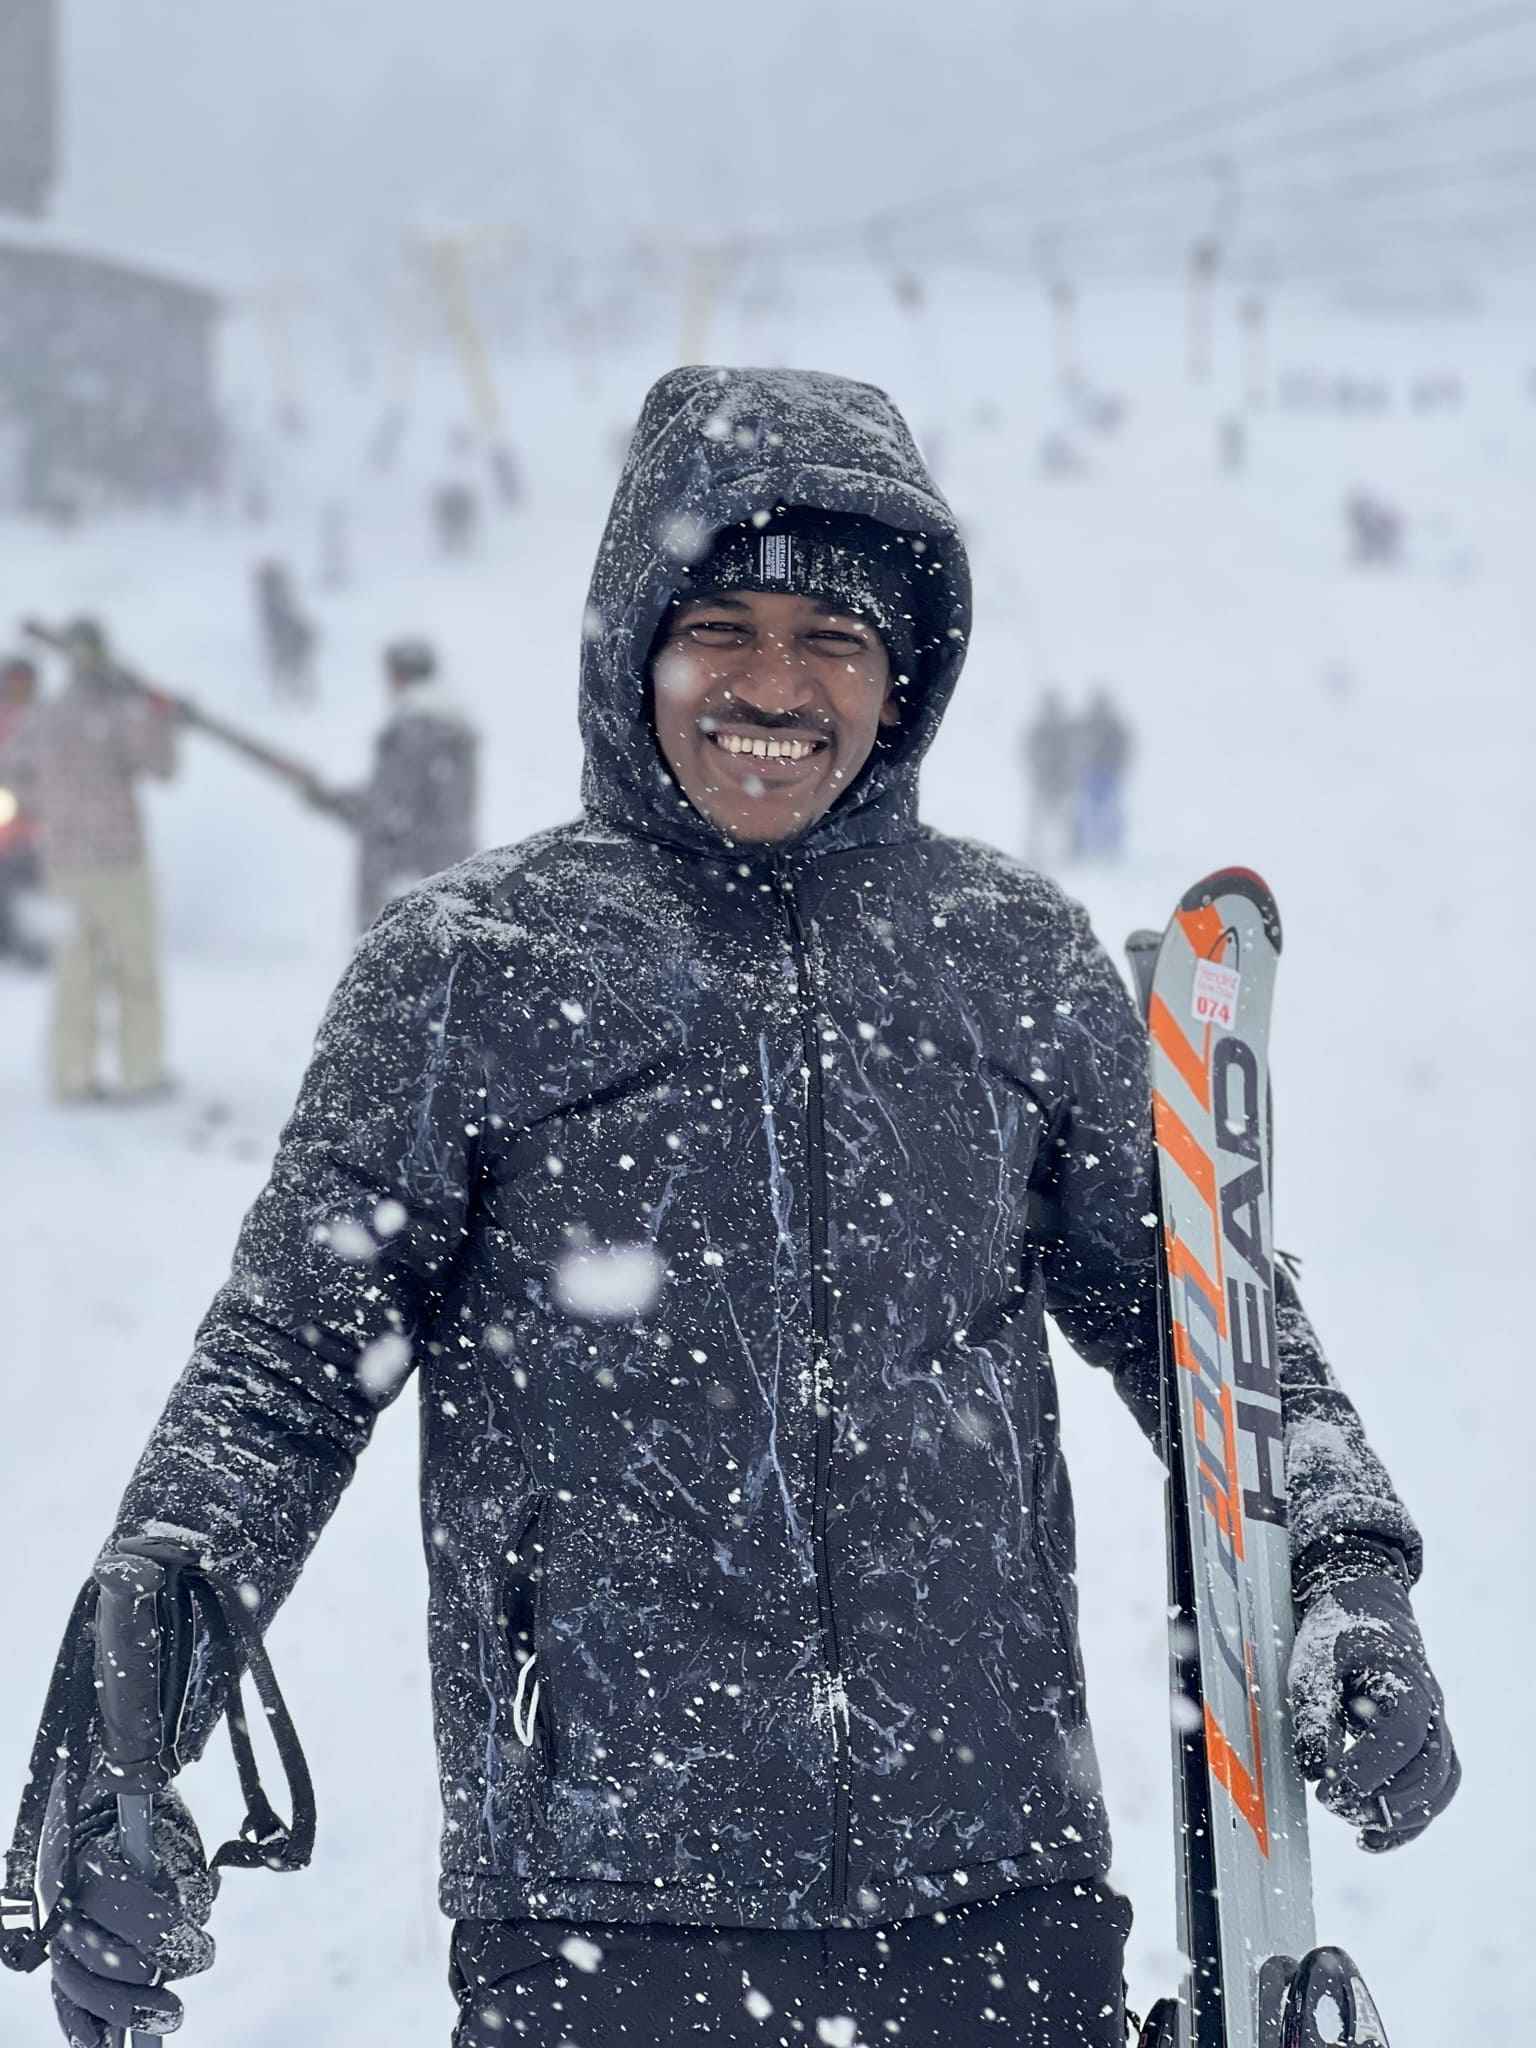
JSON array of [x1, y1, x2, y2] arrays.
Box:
[[714, 733, 819, 760]]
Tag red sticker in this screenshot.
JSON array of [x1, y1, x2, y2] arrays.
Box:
[[1191, 958, 1241, 1031]]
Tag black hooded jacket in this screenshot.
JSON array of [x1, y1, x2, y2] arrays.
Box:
[[76, 369, 1420, 1930]]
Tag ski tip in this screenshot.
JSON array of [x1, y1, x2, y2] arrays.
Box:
[[1177, 868, 1282, 952]]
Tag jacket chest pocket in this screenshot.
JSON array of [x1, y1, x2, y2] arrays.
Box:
[[499, 1497, 556, 1775]]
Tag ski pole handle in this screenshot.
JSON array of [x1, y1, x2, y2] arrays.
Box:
[[113, 1787, 158, 2044], [93, 1554, 169, 2048], [114, 1793, 156, 1879]]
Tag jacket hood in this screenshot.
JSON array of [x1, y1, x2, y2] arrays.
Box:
[[579, 366, 971, 858]]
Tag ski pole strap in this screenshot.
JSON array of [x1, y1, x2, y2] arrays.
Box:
[[1, 1562, 316, 1979], [1, 1581, 99, 1974], [190, 1582, 316, 1876]]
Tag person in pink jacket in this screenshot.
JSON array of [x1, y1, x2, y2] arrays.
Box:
[[3, 619, 180, 1101]]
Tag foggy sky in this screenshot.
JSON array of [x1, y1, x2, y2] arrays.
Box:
[[46, 0, 1533, 289]]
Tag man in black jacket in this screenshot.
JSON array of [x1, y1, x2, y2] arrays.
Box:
[[10, 369, 1457, 2048]]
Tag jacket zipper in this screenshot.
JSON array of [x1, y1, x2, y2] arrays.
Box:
[[775, 860, 852, 1918]]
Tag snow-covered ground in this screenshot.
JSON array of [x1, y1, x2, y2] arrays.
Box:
[[2, 269, 1532, 2045]]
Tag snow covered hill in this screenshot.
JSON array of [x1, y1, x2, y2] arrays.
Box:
[[2, 269, 1531, 2045]]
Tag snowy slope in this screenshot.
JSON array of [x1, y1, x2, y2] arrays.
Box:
[[2, 270, 1532, 2045]]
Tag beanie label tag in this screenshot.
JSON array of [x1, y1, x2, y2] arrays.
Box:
[[758, 533, 794, 585]]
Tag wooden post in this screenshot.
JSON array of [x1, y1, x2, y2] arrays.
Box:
[[420, 232, 504, 436], [679, 245, 722, 364]]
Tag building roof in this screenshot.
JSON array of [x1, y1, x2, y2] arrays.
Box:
[[0, 224, 222, 313]]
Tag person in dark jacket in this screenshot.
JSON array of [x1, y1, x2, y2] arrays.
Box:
[[7, 369, 1457, 2048], [320, 637, 480, 932], [253, 558, 319, 699], [433, 478, 480, 558]]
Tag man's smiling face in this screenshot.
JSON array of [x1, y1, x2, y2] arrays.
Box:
[[650, 589, 899, 844]]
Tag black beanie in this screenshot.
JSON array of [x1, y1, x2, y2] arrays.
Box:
[[664, 508, 941, 684]]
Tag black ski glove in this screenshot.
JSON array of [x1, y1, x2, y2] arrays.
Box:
[[38, 1765, 215, 2043], [1289, 1570, 1460, 1852]]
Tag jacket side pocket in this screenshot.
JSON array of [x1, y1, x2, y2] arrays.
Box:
[[499, 1496, 556, 1777]]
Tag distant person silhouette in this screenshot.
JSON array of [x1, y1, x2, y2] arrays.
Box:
[[433, 480, 480, 558], [1073, 687, 1133, 862], [315, 639, 480, 932], [3, 620, 181, 1100], [1345, 490, 1404, 568], [254, 558, 319, 698], [1020, 688, 1076, 867]]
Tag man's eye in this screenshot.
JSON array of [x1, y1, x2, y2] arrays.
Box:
[[688, 620, 747, 638], [810, 630, 866, 650]]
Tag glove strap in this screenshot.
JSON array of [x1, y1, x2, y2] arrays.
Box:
[[1292, 1532, 1412, 1615], [1, 1580, 98, 1974]]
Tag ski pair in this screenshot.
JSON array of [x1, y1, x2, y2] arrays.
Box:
[[1127, 870, 1388, 2048]]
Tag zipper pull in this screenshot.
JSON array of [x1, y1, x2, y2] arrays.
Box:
[[511, 1654, 542, 1748]]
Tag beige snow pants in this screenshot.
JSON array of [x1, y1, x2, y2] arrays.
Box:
[[48, 862, 166, 1100]]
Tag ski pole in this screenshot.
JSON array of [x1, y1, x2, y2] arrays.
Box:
[[19, 618, 357, 823], [93, 1553, 170, 2048]]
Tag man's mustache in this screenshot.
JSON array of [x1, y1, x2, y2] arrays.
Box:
[[698, 708, 834, 738]]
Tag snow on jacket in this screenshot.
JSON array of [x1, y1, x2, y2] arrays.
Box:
[[96, 367, 1420, 1932], [340, 682, 479, 928], [1, 677, 176, 874]]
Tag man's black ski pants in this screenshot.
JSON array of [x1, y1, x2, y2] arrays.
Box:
[[450, 1877, 1131, 2046]]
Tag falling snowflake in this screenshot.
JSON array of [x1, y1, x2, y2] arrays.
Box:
[[357, 1332, 412, 1397], [553, 1243, 666, 1321], [557, 1934, 604, 1973], [321, 1216, 375, 1262], [660, 511, 711, 564], [816, 2018, 860, 2047]]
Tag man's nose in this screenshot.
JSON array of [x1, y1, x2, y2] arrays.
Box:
[[729, 640, 816, 713]]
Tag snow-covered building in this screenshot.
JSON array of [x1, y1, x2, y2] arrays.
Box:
[[0, 0, 224, 516], [0, 237, 224, 515]]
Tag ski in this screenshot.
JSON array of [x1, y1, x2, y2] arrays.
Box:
[[1127, 870, 1390, 2048]]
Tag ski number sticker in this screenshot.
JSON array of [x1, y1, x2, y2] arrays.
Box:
[[1191, 957, 1241, 1030]]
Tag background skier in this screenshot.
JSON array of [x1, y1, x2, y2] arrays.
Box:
[[432, 477, 480, 558], [1072, 685, 1134, 861], [252, 557, 319, 698], [313, 636, 480, 931], [0, 618, 181, 1102], [7, 371, 1457, 2048], [1019, 685, 1075, 866], [1344, 488, 1406, 568]]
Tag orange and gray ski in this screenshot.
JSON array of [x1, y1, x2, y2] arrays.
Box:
[[1128, 870, 1389, 2048]]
